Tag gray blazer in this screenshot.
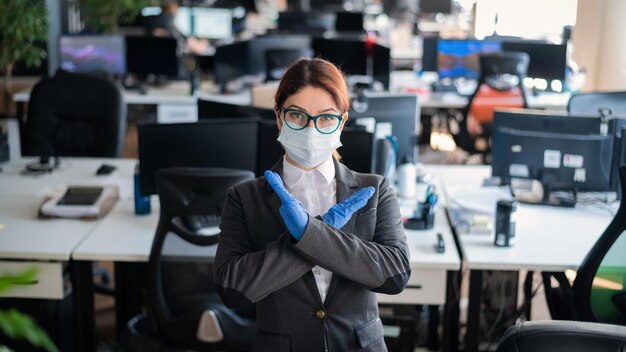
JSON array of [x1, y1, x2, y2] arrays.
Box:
[[214, 158, 410, 352]]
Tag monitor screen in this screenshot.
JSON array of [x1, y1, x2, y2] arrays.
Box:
[[278, 11, 335, 35], [174, 6, 192, 37], [502, 42, 567, 80], [198, 99, 274, 119], [335, 12, 364, 32], [348, 93, 420, 164], [138, 119, 258, 195], [193, 7, 233, 40], [492, 110, 618, 193], [421, 37, 438, 72], [125, 36, 178, 77], [313, 38, 391, 89], [419, 0, 452, 14], [437, 39, 501, 79], [214, 41, 249, 85], [59, 35, 126, 75], [247, 35, 312, 77]]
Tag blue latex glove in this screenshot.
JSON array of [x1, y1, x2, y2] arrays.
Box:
[[264, 170, 309, 240], [323, 186, 375, 229]]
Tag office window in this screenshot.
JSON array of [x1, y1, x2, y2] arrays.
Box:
[[474, 0, 577, 42]]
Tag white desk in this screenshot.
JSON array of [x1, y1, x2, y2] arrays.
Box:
[[0, 157, 137, 351], [0, 157, 136, 200], [428, 164, 617, 352]]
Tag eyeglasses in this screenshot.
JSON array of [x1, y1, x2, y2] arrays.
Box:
[[280, 107, 343, 134]]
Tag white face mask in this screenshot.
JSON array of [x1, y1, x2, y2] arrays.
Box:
[[277, 125, 343, 168]]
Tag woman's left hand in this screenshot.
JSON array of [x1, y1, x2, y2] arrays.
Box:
[[323, 187, 375, 229]]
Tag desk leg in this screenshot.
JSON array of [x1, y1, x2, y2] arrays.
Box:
[[114, 262, 144, 342], [523, 271, 534, 320], [70, 260, 96, 352], [465, 269, 483, 352], [441, 270, 460, 352], [426, 305, 440, 350]]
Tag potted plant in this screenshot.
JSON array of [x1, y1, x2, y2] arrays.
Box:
[[0, 267, 58, 352], [79, 0, 150, 34], [0, 0, 48, 118]]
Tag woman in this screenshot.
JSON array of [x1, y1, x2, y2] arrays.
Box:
[[214, 58, 410, 352]]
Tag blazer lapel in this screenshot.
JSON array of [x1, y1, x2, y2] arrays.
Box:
[[264, 157, 287, 233]]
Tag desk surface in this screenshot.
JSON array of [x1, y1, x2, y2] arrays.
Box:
[[0, 197, 99, 261], [0, 157, 136, 200], [428, 165, 617, 272]]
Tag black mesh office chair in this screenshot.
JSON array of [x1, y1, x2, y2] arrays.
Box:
[[145, 167, 256, 351], [448, 52, 529, 155], [496, 321, 626, 352], [264, 48, 313, 82], [542, 166, 626, 324], [568, 91, 626, 116], [23, 70, 126, 158]]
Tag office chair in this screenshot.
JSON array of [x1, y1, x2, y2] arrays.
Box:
[[24, 70, 126, 296], [568, 91, 626, 116], [264, 48, 313, 82], [448, 52, 529, 155], [24, 70, 126, 158], [496, 321, 626, 352], [542, 166, 626, 324], [146, 167, 256, 351]]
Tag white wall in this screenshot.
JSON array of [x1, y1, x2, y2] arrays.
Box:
[[572, 0, 626, 92]]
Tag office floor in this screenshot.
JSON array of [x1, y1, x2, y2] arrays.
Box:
[[92, 140, 553, 351]]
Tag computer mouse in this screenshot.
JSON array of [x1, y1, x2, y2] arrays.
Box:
[[96, 164, 117, 176]]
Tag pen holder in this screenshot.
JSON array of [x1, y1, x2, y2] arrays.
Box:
[[404, 200, 435, 230]]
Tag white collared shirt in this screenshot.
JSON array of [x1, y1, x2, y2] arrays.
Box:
[[282, 156, 336, 303]]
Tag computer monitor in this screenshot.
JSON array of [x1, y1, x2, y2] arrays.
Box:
[[247, 35, 312, 77], [502, 42, 567, 81], [138, 119, 258, 195], [348, 93, 420, 164], [437, 39, 501, 79], [214, 41, 249, 86], [338, 128, 376, 173], [173, 6, 192, 37], [419, 0, 452, 14], [192, 7, 233, 40], [125, 36, 178, 77], [59, 35, 126, 76], [421, 37, 438, 72], [198, 99, 274, 119], [492, 110, 623, 203], [312, 38, 392, 89], [277, 11, 335, 35], [335, 12, 364, 32], [256, 120, 377, 176]]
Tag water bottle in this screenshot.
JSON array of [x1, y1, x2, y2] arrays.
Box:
[[134, 163, 151, 215]]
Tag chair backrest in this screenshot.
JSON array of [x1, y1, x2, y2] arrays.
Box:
[[568, 91, 626, 116], [147, 167, 255, 346], [24, 71, 126, 157], [574, 165, 626, 324], [468, 52, 529, 125], [496, 321, 626, 352], [264, 47, 313, 81]]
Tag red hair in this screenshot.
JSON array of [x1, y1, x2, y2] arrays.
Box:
[[274, 58, 350, 113]]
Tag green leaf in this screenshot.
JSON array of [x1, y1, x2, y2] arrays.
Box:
[[0, 309, 59, 352], [0, 0, 48, 73]]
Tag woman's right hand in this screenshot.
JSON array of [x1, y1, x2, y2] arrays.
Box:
[[264, 170, 309, 241]]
